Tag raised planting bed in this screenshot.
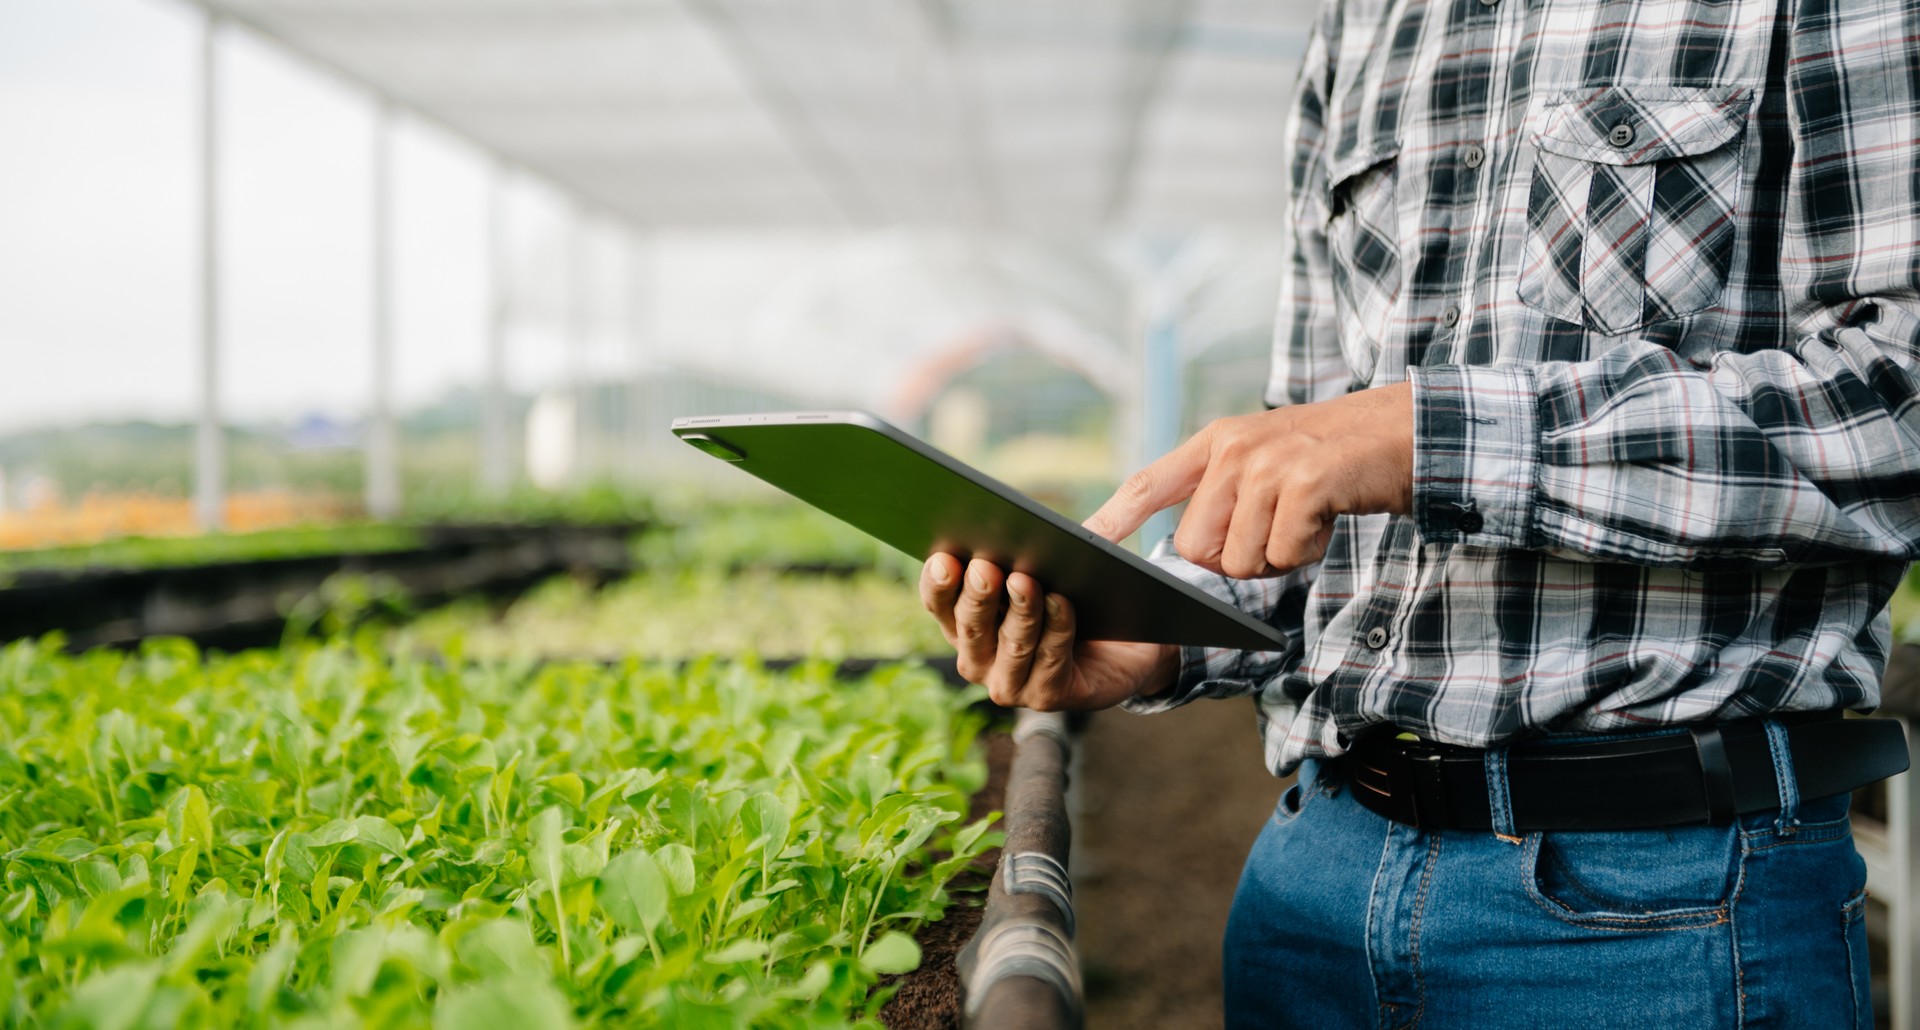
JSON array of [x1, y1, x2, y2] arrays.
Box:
[[0, 639, 1003, 1027], [630, 504, 918, 581], [0, 522, 639, 651], [392, 568, 954, 664]]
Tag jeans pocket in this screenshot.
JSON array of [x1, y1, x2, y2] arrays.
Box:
[[1517, 86, 1749, 335], [1270, 760, 1330, 827], [1271, 782, 1307, 826], [1842, 888, 1872, 1030], [1522, 821, 1739, 931]]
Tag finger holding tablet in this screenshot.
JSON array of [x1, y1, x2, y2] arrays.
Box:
[[919, 551, 1177, 712]]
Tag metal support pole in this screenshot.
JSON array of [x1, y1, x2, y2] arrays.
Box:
[[480, 167, 512, 498], [365, 100, 400, 519], [194, 13, 225, 532], [568, 210, 590, 487], [1140, 288, 1182, 548], [1891, 721, 1919, 1030], [625, 232, 650, 480]]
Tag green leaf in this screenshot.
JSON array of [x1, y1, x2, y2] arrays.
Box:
[[2, 886, 37, 926], [168, 844, 198, 908], [528, 807, 566, 892], [597, 850, 668, 936], [245, 935, 298, 1015], [542, 773, 585, 809], [167, 785, 214, 850], [311, 819, 359, 849], [703, 938, 768, 964], [208, 779, 265, 821], [351, 815, 407, 858], [859, 931, 921, 974], [725, 896, 771, 925], [74, 857, 121, 897], [51, 961, 158, 1030], [454, 919, 546, 979], [433, 975, 574, 1030], [652, 843, 696, 897], [741, 792, 790, 865], [162, 894, 243, 975], [771, 960, 833, 1001]]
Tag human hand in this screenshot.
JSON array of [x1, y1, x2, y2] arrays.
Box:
[[1084, 381, 1415, 577], [918, 552, 1178, 711]]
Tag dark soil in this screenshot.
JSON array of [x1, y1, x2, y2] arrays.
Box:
[[878, 731, 1014, 1029], [1076, 697, 1285, 1030]]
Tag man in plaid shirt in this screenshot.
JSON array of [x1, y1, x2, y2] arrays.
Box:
[[923, 0, 1919, 1022]]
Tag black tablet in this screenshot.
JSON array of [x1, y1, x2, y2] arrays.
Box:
[[671, 411, 1286, 651]]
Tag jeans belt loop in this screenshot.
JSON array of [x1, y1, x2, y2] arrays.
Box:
[[1688, 724, 1737, 824], [1763, 718, 1801, 832], [1483, 749, 1515, 838]]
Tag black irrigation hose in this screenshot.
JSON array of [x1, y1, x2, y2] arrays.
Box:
[[958, 709, 1083, 1029]]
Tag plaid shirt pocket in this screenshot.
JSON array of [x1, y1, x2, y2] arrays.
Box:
[[1518, 86, 1751, 336], [1326, 146, 1402, 383]]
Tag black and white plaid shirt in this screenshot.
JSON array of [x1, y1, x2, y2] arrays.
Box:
[[1128, 0, 1920, 774]]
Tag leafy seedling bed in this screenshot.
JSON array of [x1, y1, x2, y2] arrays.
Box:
[[879, 732, 1013, 1029], [395, 567, 953, 664], [0, 641, 1000, 1027]]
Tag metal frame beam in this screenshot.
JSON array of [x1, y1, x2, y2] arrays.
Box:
[[480, 164, 513, 497], [1103, 0, 1193, 225], [625, 230, 652, 478], [365, 99, 400, 518], [194, 12, 226, 531], [181, 0, 649, 238], [678, 0, 882, 225], [914, 0, 1002, 227]]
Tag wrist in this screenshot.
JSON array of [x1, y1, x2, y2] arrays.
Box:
[[1137, 643, 1182, 700]]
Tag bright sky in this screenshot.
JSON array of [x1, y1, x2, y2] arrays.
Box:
[[0, 0, 610, 434]]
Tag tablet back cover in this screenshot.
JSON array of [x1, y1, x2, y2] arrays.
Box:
[[672, 412, 1287, 652]]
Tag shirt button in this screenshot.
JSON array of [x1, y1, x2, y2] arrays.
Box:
[[1365, 626, 1390, 650], [1439, 304, 1461, 328], [1608, 123, 1636, 148], [1463, 144, 1486, 169], [1457, 510, 1485, 533]]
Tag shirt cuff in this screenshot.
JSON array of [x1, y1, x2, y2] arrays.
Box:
[[1407, 364, 1540, 547], [1119, 645, 1214, 714]]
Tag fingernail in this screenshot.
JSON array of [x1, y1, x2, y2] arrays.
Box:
[[1046, 596, 1063, 619], [929, 561, 950, 586], [969, 566, 989, 592], [1008, 583, 1027, 607]]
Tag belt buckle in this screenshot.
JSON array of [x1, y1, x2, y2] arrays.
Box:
[[1396, 738, 1455, 830]]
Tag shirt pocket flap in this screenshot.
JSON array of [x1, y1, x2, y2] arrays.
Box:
[[1323, 142, 1402, 225], [1531, 86, 1751, 166]]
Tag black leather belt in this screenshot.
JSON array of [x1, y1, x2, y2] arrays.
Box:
[[1335, 712, 1910, 831]]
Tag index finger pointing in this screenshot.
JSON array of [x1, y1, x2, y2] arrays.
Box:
[[1082, 434, 1210, 543]]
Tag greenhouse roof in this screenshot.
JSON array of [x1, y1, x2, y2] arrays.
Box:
[[195, 0, 1316, 233]]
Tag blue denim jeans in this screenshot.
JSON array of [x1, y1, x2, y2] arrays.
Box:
[[1224, 729, 1873, 1029]]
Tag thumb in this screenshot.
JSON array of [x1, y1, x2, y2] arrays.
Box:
[[1083, 437, 1208, 543]]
